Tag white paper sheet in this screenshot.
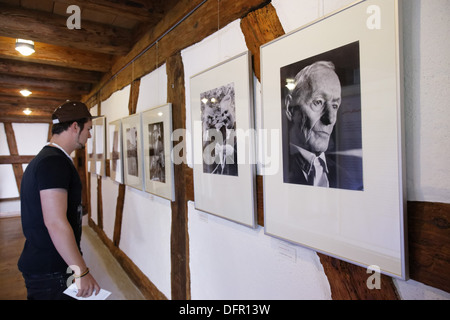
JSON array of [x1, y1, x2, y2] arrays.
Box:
[[64, 283, 112, 300]]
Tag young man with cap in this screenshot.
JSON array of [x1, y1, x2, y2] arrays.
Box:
[[18, 101, 100, 299]]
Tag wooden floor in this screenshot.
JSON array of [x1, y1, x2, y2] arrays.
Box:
[[0, 216, 145, 300], [0, 216, 27, 300]]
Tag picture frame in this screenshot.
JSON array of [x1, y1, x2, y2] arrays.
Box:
[[261, 0, 407, 279], [190, 51, 257, 228], [121, 113, 144, 190], [89, 116, 106, 176], [141, 103, 175, 201], [107, 119, 124, 184]]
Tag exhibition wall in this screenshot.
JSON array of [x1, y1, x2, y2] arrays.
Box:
[[1, 0, 449, 300]]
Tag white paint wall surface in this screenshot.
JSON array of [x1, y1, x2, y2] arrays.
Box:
[[93, 69, 173, 299], [2, 0, 449, 300]]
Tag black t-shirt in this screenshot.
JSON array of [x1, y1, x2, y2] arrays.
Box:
[[18, 146, 83, 275]]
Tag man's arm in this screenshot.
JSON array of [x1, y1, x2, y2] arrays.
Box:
[[40, 188, 100, 297]]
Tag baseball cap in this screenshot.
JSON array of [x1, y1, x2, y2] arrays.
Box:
[[52, 101, 99, 124]]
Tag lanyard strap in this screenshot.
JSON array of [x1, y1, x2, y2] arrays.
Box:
[[46, 142, 73, 161]]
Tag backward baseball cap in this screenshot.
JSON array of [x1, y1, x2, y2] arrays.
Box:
[[52, 101, 99, 124]]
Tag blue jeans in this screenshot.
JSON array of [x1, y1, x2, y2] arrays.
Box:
[[22, 272, 75, 300]]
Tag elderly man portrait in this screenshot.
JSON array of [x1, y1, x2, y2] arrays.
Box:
[[282, 59, 363, 191]]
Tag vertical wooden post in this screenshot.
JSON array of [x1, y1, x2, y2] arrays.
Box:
[[4, 122, 23, 194], [167, 52, 193, 300]]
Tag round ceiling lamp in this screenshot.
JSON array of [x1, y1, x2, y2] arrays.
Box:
[[15, 39, 35, 56]]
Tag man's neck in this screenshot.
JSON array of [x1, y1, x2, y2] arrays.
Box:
[[49, 136, 74, 156]]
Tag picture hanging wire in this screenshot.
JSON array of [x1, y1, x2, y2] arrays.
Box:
[[94, 0, 208, 100]]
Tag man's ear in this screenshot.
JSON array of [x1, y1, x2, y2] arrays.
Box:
[[285, 94, 293, 121], [70, 121, 80, 133]]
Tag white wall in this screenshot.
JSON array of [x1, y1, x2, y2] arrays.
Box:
[[5, 0, 446, 300], [183, 0, 450, 300], [0, 122, 49, 216], [92, 68, 173, 299]]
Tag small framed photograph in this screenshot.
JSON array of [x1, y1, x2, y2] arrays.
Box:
[[107, 119, 124, 184], [121, 113, 143, 190], [89, 116, 106, 176], [190, 51, 257, 228], [141, 103, 175, 201], [261, 0, 407, 279]]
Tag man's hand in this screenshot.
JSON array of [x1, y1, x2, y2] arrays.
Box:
[[74, 272, 100, 298]]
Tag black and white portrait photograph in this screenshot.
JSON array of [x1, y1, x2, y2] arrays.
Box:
[[148, 122, 165, 183], [280, 41, 363, 191], [126, 126, 139, 177], [201, 82, 238, 177]]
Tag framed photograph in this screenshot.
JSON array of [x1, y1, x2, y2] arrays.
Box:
[[89, 117, 106, 176], [191, 51, 257, 228], [121, 113, 144, 190], [261, 0, 407, 279], [108, 119, 124, 184], [141, 103, 175, 201]]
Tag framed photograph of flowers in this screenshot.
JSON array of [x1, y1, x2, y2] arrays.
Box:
[[190, 51, 257, 228], [141, 103, 175, 201]]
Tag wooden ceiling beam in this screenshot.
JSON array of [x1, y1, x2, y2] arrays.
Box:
[[0, 3, 132, 56], [0, 74, 91, 96], [0, 37, 112, 72], [0, 87, 81, 101], [0, 58, 102, 84], [0, 95, 68, 109], [52, 0, 164, 23]]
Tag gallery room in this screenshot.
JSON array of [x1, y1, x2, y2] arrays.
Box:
[[0, 0, 449, 301]]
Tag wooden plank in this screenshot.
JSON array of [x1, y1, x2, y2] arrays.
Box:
[[408, 201, 450, 293], [167, 52, 191, 300], [0, 217, 27, 300], [318, 253, 399, 300], [53, 0, 164, 23], [240, 3, 285, 81], [0, 58, 102, 84], [3, 122, 23, 193], [0, 74, 91, 96], [0, 114, 52, 123], [113, 184, 126, 247], [0, 155, 34, 165], [0, 4, 132, 55], [0, 37, 113, 73]]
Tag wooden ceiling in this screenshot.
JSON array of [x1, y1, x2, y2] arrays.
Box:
[[0, 0, 180, 122]]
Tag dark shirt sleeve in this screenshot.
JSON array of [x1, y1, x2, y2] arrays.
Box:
[[36, 155, 72, 191]]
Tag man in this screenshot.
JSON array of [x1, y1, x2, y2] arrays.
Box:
[[18, 101, 100, 299], [284, 61, 361, 190]]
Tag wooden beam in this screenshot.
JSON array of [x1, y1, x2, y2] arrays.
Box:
[[318, 253, 399, 300], [0, 95, 68, 109], [408, 201, 450, 293], [3, 122, 23, 193], [0, 58, 102, 84], [84, 0, 271, 102], [0, 74, 91, 96], [0, 4, 132, 55], [167, 52, 193, 300], [240, 3, 285, 81], [0, 155, 35, 165], [0, 114, 51, 123], [0, 87, 81, 101], [53, 0, 164, 24], [0, 37, 113, 73]]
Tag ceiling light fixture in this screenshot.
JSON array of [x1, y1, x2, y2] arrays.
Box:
[[23, 108, 32, 115], [15, 39, 35, 56], [20, 89, 32, 97]]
